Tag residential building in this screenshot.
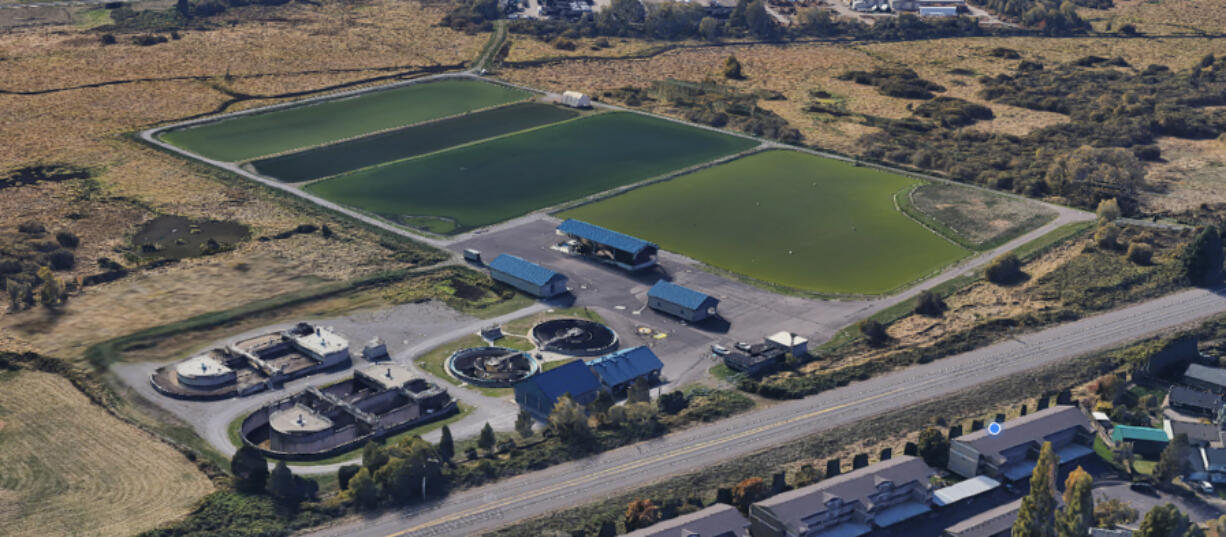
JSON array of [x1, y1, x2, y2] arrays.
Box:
[[648, 280, 719, 322], [942, 498, 1020, 537], [1168, 385, 1222, 418], [512, 360, 602, 418], [1185, 363, 1226, 395], [948, 406, 1095, 480], [623, 503, 749, 537], [488, 254, 569, 298], [749, 456, 935, 537], [1164, 419, 1223, 448], [1202, 447, 1226, 483], [1112, 425, 1170, 458], [585, 346, 664, 394]]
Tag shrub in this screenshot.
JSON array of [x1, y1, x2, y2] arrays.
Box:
[[47, 250, 75, 271], [100, 33, 117, 45], [17, 221, 45, 234], [1095, 223, 1120, 250], [55, 231, 80, 248], [723, 55, 744, 80], [859, 319, 888, 345], [551, 37, 577, 51], [1127, 242, 1153, 265], [985, 254, 1024, 284], [914, 290, 947, 317]]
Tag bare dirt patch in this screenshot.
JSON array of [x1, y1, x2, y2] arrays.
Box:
[[0, 371, 213, 537], [1141, 136, 1226, 214], [910, 182, 1056, 247]]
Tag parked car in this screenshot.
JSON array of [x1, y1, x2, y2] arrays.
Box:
[[1130, 482, 1158, 496], [734, 342, 752, 352], [1197, 481, 1215, 494], [711, 344, 730, 356]]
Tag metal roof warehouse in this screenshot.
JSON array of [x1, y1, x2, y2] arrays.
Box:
[[556, 219, 659, 271], [488, 254, 568, 298], [586, 346, 664, 393], [647, 280, 719, 322]]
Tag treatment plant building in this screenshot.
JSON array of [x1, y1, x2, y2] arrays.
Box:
[[648, 280, 719, 322], [488, 254, 568, 298], [556, 219, 658, 271]]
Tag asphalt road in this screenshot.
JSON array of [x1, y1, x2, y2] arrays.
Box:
[[302, 286, 1226, 537]]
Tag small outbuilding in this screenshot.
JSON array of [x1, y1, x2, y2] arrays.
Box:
[[560, 90, 591, 108], [488, 254, 568, 298], [765, 331, 808, 357], [919, 5, 958, 15], [647, 280, 719, 322], [513, 360, 602, 418], [586, 346, 664, 394], [1112, 425, 1170, 458]]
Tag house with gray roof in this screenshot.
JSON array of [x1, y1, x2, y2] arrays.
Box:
[[623, 503, 749, 537], [1185, 363, 1226, 395], [947, 406, 1094, 481], [1165, 419, 1223, 448], [748, 456, 934, 537], [1168, 385, 1223, 418]]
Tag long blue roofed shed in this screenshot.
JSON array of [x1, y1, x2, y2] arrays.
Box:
[[557, 219, 659, 271], [648, 280, 719, 322], [586, 346, 663, 392], [488, 254, 568, 298]]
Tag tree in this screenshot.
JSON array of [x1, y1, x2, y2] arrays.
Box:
[[478, 422, 496, 453], [1155, 433, 1189, 484], [37, 266, 65, 309], [624, 499, 661, 531], [348, 467, 379, 509], [1135, 504, 1194, 537], [628, 377, 652, 404], [731, 477, 767, 513], [589, 390, 615, 416], [914, 290, 946, 316], [1095, 497, 1138, 528], [515, 410, 535, 440], [1012, 442, 1059, 537], [230, 445, 268, 493], [1128, 242, 1154, 265], [549, 394, 594, 448], [1097, 198, 1122, 222], [726, 0, 748, 29], [699, 16, 720, 40], [338, 464, 361, 491], [1056, 466, 1094, 537], [1180, 226, 1224, 287], [269, 461, 296, 503], [1045, 146, 1144, 209], [723, 54, 744, 80], [744, 0, 777, 39], [438, 425, 455, 463], [363, 442, 389, 472], [917, 427, 949, 468]]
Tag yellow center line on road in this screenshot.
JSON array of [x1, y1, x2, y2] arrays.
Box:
[[387, 386, 907, 537]]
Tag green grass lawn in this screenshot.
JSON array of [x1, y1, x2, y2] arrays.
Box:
[[251, 103, 579, 182], [160, 79, 530, 161], [561, 150, 969, 295], [304, 112, 758, 234]]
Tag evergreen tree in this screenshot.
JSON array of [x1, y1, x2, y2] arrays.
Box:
[[1012, 442, 1059, 537], [229, 445, 268, 493], [1056, 466, 1094, 537], [723, 55, 744, 80], [438, 425, 455, 463], [917, 427, 949, 468], [597, 520, 617, 537], [515, 410, 535, 439], [478, 422, 496, 452], [627, 377, 652, 404], [726, 0, 748, 29], [269, 461, 296, 503], [36, 266, 64, 309], [1135, 504, 1193, 537], [550, 394, 594, 448], [744, 0, 777, 39], [589, 390, 615, 415], [337, 464, 360, 491], [1181, 226, 1224, 287]]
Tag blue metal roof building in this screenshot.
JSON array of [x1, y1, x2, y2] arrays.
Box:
[[513, 360, 602, 418], [586, 346, 663, 393], [647, 280, 719, 322], [556, 219, 658, 271], [488, 254, 568, 298]]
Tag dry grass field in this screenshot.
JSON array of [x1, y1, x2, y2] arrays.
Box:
[[0, 371, 214, 537], [0, 0, 488, 359]]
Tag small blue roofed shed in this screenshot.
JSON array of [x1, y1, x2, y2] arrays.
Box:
[[586, 346, 664, 393], [513, 360, 601, 418], [488, 254, 568, 298], [648, 280, 719, 322], [557, 219, 658, 271]]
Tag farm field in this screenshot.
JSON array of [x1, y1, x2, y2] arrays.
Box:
[[561, 150, 970, 295], [305, 112, 758, 234], [0, 372, 213, 537], [160, 78, 531, 162], [251, 103, 580, 182]]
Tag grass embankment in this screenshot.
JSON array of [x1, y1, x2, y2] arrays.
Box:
[[0, 372, 214, 537], [305, 112, 757, 234], [563, 150, 968, 295], [251, 103, 579, 182], [160, 79, 530, 161]]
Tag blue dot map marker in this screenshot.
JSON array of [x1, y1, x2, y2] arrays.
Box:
[[987, 422, 1003, 436]]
